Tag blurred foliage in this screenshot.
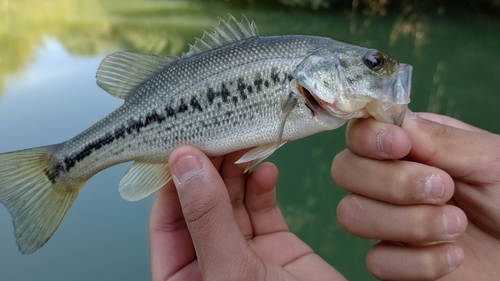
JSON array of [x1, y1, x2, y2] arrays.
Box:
[[237, 0, 500, 12], [0, 0, 109, 93], [1, 0, 498, 95], [0, 0, 222, 95]]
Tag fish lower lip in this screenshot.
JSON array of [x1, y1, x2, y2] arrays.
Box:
[[396, 64, 412, 104], [395, 105, 407, 126]]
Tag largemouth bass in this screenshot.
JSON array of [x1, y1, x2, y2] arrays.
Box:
[[0, 15, 412, 254]]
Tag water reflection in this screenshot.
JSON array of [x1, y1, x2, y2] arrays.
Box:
[[0, 0, 448, 94], [0, 0, 226, 95], [0, 1, 499, 280]]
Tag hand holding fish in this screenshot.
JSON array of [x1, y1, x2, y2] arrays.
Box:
[[150, 146, 346, 281], [333, 111, 500, 280]]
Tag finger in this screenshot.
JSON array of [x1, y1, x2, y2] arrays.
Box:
[[345, 117, 411, 160], [245, 162, 289, 236], [332, 150, 454, 205], [367, 241, 464, 281], [337, 194, 467, 243], [403, 112, 500, 182], [219, 149, 253, 239], [149, 181, 195, 281], [169, 146, 262, 280], [417, 112, 487, 133]]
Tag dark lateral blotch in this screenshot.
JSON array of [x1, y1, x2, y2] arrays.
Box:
[[190, 96, 203, 112]]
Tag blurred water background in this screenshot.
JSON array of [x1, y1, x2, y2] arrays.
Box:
[[0, 0, 499, 280]]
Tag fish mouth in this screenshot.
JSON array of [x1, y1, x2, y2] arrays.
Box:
[[366, 63, 412, 126], [296, 84, 324, 115], [296, 82, 366, 120]]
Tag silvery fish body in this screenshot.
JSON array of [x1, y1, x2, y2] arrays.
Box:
[[0, 16, 412, 254]]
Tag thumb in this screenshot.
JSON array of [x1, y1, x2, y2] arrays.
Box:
[[168, 146, 262, 280], [402, 112, 500, 183]]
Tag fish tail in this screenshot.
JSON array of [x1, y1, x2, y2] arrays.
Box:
[[0, 145, 85, 254]]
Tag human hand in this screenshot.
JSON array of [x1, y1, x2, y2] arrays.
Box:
[[332, 111, 500, 280], [150, 146, 346, 281]]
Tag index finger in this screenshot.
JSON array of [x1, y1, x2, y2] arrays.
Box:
[[403, 113, 500, 182]]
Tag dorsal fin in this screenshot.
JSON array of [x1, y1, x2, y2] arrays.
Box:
[[182, 15, 259, 58], [96, 51, 178, 99]]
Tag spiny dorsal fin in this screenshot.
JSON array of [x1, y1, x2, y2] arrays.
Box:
[[182, 15, 259, 58], [96, 51, 178, 99]]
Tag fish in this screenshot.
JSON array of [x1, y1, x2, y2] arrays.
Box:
[[0, 15, 412, 255]]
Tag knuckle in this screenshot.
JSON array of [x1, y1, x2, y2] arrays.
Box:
[[231, 194, 245, 209], [182, 193, 218, 228], [149, 216, 186, 234], [389, 171, 411, 201], [431, 121, 454, 139], [414, 251, 445, 280], [406, 211, 432, 241], [388, 167, 419, 203], [247, 201, 276, 215]]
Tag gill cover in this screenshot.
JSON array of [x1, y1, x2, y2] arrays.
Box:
[[294, 52, 371, 119]]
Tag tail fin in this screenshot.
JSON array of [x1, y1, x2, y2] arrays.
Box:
[[0, 146, 85, 254]]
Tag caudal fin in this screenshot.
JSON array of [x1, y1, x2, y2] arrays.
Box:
[[0, 146, 85, 254]]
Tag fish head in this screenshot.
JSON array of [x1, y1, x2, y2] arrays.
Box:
[[294, 47, 412, 126]]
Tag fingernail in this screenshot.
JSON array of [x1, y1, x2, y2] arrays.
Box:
[[425, 173, 444, 200], [376, 129, 392, 155], [447, 246, 463, 270], [171, 155, 204, 185], [443, 209, 461, 237]]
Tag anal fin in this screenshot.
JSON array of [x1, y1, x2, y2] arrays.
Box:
[[119, 162, 171, 201]]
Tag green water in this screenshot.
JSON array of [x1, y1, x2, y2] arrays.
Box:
[[0, 0, 499, 280]]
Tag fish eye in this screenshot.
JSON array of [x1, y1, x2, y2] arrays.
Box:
[[364, 51, 384, 71]]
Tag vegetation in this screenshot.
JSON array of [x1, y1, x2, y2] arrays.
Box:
[[0, 0, 498, 94]]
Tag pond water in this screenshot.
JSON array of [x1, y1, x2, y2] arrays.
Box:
[[0, 0, 499, 280]]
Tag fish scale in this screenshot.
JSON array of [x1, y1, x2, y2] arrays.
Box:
[[60, 41, 311, 177], [0, 15, 412, 254]]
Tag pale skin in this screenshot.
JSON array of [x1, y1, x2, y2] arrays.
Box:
[[333, 111, 500, 280], [150, 147, 345, 281], [150, 111, 500, 281]]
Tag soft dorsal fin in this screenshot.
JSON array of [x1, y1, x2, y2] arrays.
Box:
[[182, 14, 259, 58], [96, 51, 178, 99]]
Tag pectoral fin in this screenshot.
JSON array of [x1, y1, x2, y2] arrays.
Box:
[[235, 92, 297, 172], [277, 92, 298, 146], [235, 142, 286, 172], [119, 162, 171, 201]]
